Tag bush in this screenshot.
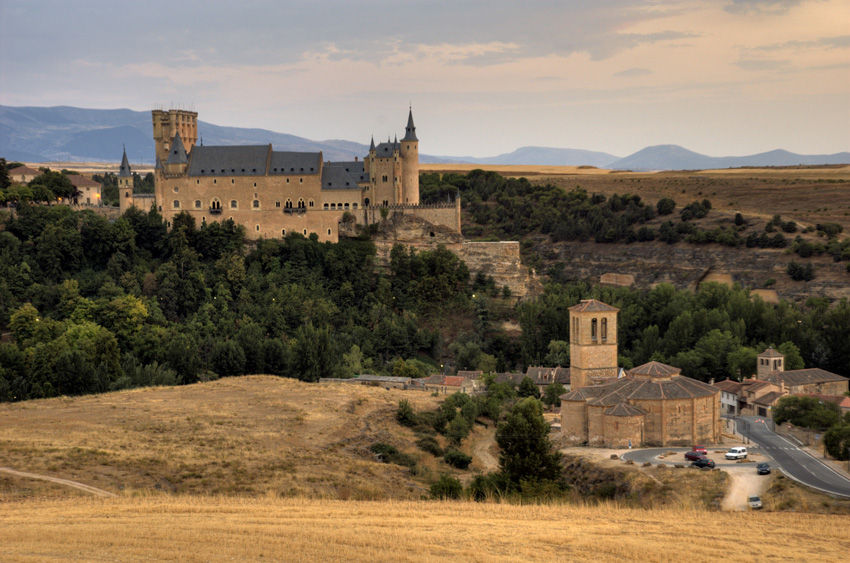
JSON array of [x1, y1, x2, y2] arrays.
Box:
[[430, 474, 463, 499], [823, 424, 850, 461], [787, 261, 815, 282], [444, 449, 472, 469], [370, 443, 417, 469], [416, 436, 443, 457], [656, 198, 676, 215], [396, 399, 417, 427]]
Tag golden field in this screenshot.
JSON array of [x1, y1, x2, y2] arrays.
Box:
[[1, 496, 847, 562]]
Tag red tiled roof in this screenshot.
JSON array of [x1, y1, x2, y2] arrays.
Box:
[[628, 361, 681, 378], [8, 166, 40, 175], [713, 379, 743, 394], [763, 368, 848, 387], [801, 394, 850, 409], [568, 299, 619, 313], [759, 347, 785, 358], [754, 391, 786, 406], [68, 175, 101, 188]]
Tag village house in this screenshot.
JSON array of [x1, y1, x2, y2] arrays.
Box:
[[756, 347, 848, 395], [713, 378, 743, 415], [68, 174, 102, 206], [418, 375, 478, 395], [8, 165, 40, 184]]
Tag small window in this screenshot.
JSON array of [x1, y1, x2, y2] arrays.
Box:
[[253, 183, 257, 188], [256, 225, 260, 231], [253, 200, 260, 208], [173, 187, 179, 193], [282, 229, 285, 235], [331, 203, 336, 210], [275, 201, 281, 208], [344, 203, 349, 209], [231, 179, 234, 184], [309, 199, 314, 208], [327, 228, 332, 236], [214, 179, 217, 184], [196, 179, 199, 184], [230, 200, 238, 209], [299, 178, 303, 184], [286, 178, 290, 184], [591, 318, 598, 341], [352, 203, 358, 209], [303, 229, 307, 235], [194, 200, 201, 209], [173, 200, 180, 208], [324, 203, 329, 209]]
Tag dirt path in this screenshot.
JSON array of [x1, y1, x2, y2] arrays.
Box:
[[721, 466, 768, 511], [0, 467, 117, 498], [472, 427, 499, 473]]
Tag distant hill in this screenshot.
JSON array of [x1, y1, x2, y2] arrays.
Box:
[[435, 146, 621, 167], [1, 106, 847, 169], [608, 144, 850, 171]]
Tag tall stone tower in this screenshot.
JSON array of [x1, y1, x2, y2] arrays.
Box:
[[757, 348, 784, 379], [152, 109, 198, 166], [117, 148, 133, 213], [569, 299, 619, 390], [400, 108, 419, 205]]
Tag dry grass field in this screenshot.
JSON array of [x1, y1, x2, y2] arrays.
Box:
[[1, 496, 847, 562], [0, 376, 443, 500]]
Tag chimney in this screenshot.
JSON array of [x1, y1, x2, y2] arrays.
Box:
[[355, 156, 359, 161], [780, 381, 786, 393], [709, 378, 715, 385]]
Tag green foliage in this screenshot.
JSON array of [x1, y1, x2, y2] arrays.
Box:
[[370, 442, 417, 469], [430, 474, 463, 500], [517, 376, 539, 399], [787, 261, 815, 281], [416, 436, 443, 457], [542, 382, 566, 408], [496, 397, 562, 488], [443, 449, 472, 469], [823, 424, 850, 460], [773, 395, 841, 429], [656, 198, 676, 215], [396, 399, 417, 427]]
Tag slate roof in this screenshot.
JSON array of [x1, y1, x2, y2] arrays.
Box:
[[492, 372, 525, 385], [628, 361, 681, 379], [188, 145, 268, 176], [604, 402, 646, 417], [269, 151, 321, 175], [762, 368, 848, 387], [373, 140, 398, 158], [525, 366, 570, 385], [322, 161, 369, 190], [759, 347, 785, 358], [560, 373, 718, 406], [402, 109, 418, 142], [741, 380, 776, 395], [569, 299, 619, 313], [166, 132, 189, 165], [119, 150, 132, 177]]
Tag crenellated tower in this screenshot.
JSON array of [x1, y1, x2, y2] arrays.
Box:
[[152, 109, 198, 166]]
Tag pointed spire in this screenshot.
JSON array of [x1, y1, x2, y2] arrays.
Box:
[[119, 147, 132, 177], [402, 107, 418, 142], [155, 155, 163, 171], [394, 135, 399, 149], [166, 131, 188, 165], [370, 136, 375, 151]]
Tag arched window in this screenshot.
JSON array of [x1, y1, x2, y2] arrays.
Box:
[[327, 228, 332, 236], [302, 229, 307, 235], [230, 200, 238, 209], [173, 200, 180, 209], [591, 318, 597, 341], [124, 192, 130, 198], [252, 199, 260, 208], [281, 229, 286, 236], [364, 198, 370, 207], [352, 203, 358, 209], [601, 318, 608, 341], [330, 203, 336, 210], [323, 203, 329, 209], [211, 198, 221, 210], [285, 199, 292, 209], [255, 225, 260, 231], [194, 200, 202, 209], [297, 198, 305, 209], [309, 199, 314, 208]]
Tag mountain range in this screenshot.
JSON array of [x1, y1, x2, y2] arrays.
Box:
[[1, 105, 847, 171]]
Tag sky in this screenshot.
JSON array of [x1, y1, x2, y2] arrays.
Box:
[[1, 0, 848, 159]]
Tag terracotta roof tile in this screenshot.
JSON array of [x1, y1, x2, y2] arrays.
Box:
[[759, 347, 785, 358], [568, 299, 619, 313], [763, 368, 848, 387], [604, 402, 646, 417], [628, 361, 681, 378]]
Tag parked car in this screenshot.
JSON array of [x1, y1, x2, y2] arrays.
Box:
[[691, 445, 707, 455], [685, 450, 706, 462], [748, 495, 763, 509], [726, 447, 748, 460], [757, 462, 771, 475], [691, 457, 716, 469]]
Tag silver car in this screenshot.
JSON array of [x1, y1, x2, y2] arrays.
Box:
[[748, 495, 763, 509]]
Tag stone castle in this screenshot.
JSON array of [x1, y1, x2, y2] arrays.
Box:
[[118, 108, 460, 243], [561, 299, 722, 448]]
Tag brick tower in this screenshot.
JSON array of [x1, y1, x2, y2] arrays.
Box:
[[399, 107, 419, 205], [569, 299, 619, 390], [151, 109, 198, 166]]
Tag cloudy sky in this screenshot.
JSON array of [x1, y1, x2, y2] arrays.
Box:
[[1, 0, 848, 158]]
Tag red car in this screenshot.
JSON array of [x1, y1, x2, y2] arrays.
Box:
[[684, 450, 706, 462], [691, 445, 707, 455]]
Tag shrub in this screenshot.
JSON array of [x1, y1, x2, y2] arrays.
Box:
[[370, 442, 416, 469], [787, 261, 815, 281], [656, 198, 676, 215], [416, 436, 443, 457], [396, 399, 417, 427], [430, 474, 463, 499], [444, 449, 472, 469]]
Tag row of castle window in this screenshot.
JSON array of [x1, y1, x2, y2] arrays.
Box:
[[571, 317, 609, 342], [194, 178, 306, 185], [196, 168, 315, 174], [173, 198, 358, 210]]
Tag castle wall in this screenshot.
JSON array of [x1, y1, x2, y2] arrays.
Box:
[[586, 404, 606, 447]]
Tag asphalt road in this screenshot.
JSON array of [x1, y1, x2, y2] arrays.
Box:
[[736, 416, 850, 498]]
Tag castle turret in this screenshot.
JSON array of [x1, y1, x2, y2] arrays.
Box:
[[164, 131, 189, 175], [118, 148, 133, 213], [400, 108, 419, 204], [152, 109, 198, 165]]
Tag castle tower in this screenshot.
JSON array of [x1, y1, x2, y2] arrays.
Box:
[[569, 299, 619, 390], [757, 347, 784, 379], [164, 131, 189, 176], [117, 148, 133, 213], [400, 108, 419, 205], [152, 109, 198, 165]]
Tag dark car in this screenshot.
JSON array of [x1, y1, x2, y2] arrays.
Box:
[[757, 462, 771, 475], [691, 457, 716, 469], [684, 450, 706, 462], [691, 445, 707, 455]]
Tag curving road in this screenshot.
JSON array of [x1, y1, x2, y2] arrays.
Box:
[[735, 416, 850, 498]]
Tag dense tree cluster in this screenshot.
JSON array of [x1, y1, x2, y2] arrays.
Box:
[[0, 203, 487, 401]]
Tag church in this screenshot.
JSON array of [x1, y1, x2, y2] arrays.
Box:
[[560, 299, 722, 448], [117, 108, 460, 242]]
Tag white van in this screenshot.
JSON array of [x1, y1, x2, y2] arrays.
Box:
[[726, 446, 748, 460]]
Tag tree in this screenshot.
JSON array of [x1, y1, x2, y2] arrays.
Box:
[[396, 399, 417, 427], [656, 198, 676, 215], [542, 382, 566, 408], [773, 395, 840, 429], [823, 424, 850, 461], [430, 474, 463, 499], [495, 397, 562, 487], [517, 376, 540, 399]]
